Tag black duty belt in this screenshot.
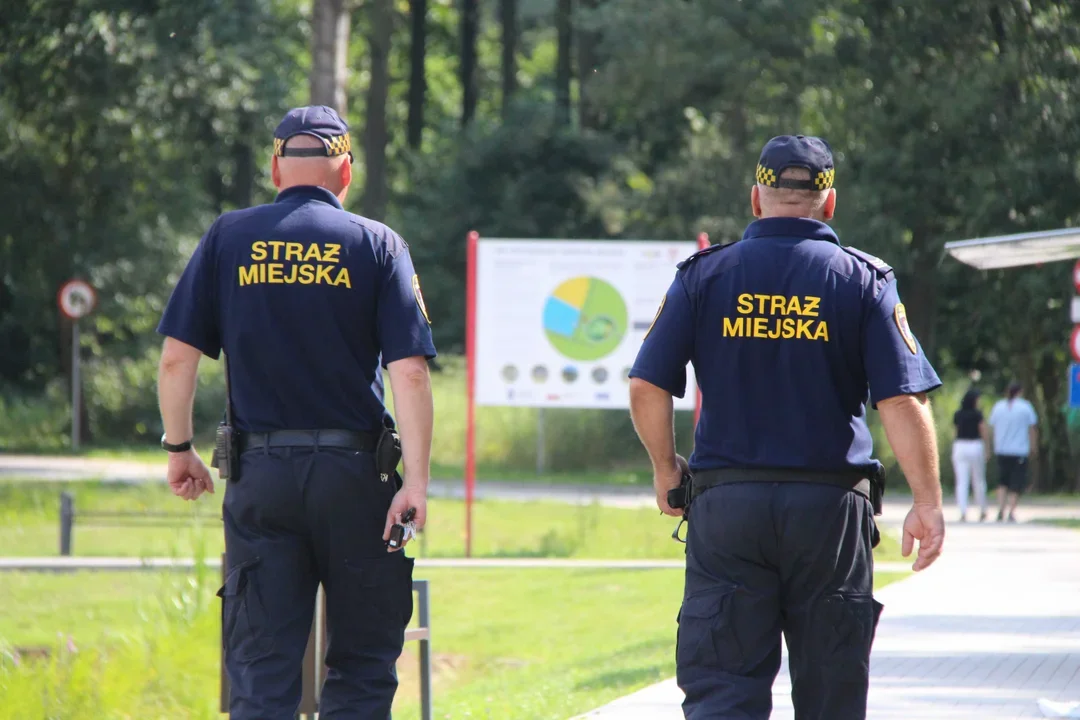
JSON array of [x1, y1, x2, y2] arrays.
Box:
[[238, 429, 378, 454], [691, 467, 872, 503]]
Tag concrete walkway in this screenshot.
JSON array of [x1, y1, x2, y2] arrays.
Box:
[[577, 521, 1080, 719], [5, 454, 1080, 519]]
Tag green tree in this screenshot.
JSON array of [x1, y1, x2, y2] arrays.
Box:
[[0, 0, 303, 394]]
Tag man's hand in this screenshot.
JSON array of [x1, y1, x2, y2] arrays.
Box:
[[167, 449, 214, 501], [383, 483, 427, 552], [654, 455, 689, 517], [901, 502, 945, 572]]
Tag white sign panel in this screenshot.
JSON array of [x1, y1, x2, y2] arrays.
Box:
[[475, 239, 698, 409], [1071, 297, 1080, 324]]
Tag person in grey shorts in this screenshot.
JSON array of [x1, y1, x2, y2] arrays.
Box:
[[988, 381, 1038, 523]]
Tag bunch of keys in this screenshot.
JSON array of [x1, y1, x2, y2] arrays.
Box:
[[387, 507, 417, 550]]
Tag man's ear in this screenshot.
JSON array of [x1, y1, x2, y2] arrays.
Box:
[[750, 185, 762, 218], [340, 158, 352, 189], [271, 155, 282, 189], [823, 188, 837, 221]]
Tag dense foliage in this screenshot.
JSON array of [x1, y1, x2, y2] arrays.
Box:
[[2, 0, 1079, 489]]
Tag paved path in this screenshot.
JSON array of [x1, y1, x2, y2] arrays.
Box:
[[0, 555, 925, 575], [4, 454, 1080, 521], [577, 522, 1080, 719], [0, 453, 655, 508]]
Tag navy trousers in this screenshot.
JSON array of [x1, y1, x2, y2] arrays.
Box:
[[219, 445, 414, 719], [677, 482, 883, 720]]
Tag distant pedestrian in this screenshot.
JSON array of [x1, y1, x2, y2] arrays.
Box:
[[988, 381, 1038, 522], [951, 388, 989, 522]]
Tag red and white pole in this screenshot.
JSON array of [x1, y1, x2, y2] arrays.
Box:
[[464, 231, 479, 558]]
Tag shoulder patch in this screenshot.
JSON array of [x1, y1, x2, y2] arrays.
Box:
[[412, 274, 431, 324], [643, 294, 665, 340], [893, 303, 917, 354], [676, 241, 734, 271], [841, 246, 894, 281]]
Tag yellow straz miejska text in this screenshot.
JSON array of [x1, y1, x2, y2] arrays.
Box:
[[238, 241, 351, 288], [722, 293, 829, 341]]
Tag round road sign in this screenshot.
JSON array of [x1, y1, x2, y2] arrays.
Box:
[[1071, 326, 1080, 364], [58, 279, 97, 320]]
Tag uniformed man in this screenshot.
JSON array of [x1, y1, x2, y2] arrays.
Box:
[[155, 105, 436, 719], [628, 135, 946, 719]]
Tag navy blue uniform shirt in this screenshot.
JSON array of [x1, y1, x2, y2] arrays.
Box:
[[630, 217, 941, 474], [158, 185, 437, 433]]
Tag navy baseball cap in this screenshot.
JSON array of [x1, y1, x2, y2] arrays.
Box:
[[272, 105, 353, 163], [755, 135, 834, 191]]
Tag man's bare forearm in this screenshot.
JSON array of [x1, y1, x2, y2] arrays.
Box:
[[878, 393, 942, 505], [628, 378, 677, 473], [387, 357, 434, 491], [158, 338, 202, 443]]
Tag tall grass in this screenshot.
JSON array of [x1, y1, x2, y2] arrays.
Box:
[[0, 547, 221, 718]]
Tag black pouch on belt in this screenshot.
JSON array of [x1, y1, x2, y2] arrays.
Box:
[[211, 423, 236, 481], [211, 354, 238, 481], [870, 463, 886, 516], [374, 421, 403, 484]]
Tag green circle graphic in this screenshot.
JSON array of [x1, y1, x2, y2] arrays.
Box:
[[543, 277, 628, 362]]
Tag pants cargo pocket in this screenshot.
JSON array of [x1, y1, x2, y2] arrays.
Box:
[[813, 594, 883, 682], [676, 585, 746, 674], [217, 557, 275, 663], [341, 554, 415, 640]]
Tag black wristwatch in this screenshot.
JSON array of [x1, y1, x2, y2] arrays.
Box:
[[161, 434, 193, 453]]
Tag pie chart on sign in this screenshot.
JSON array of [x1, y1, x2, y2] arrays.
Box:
[[542, 277, 628, 362]]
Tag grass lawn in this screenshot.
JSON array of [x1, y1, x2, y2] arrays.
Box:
[[0, 480, 911, 718], [0, 568, 911, 720], [1032, 518, 1080, 529], [75, 445, 654, 487], [0, 480, 909, 565]]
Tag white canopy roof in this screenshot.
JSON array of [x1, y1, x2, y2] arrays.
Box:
[[944, 227, 1080, 270]]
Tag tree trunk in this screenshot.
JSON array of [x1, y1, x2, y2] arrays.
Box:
[[310, 0, 351, 113], [1035, 351, 1071, 492], [499, 0, 517, 119], [555, 0, 573, 125], [904, 229, 939, 357], [407, 0, 427, 148], [363, 0, 392, 221], [231, 112, 256, 208], [577, 0, 599, 129], [202, 116, 225, 215], [460, 0, 479, 126]]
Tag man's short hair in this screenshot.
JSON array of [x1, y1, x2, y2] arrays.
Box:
[[758, 167, 830, 212]]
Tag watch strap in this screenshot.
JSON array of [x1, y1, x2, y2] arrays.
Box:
[[161, 436, 193, 453]]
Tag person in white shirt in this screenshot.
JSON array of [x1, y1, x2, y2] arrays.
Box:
[[987, 381, 1039, 522]]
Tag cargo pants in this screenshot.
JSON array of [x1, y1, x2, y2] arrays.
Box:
[[219, 444, 414, 719], [677, 481, 883, 720]]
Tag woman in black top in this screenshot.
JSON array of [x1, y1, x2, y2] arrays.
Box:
[[952, 388, 990, 521]]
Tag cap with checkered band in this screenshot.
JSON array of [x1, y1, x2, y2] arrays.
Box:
[[273, 105, 353, 163], [754, 135, 834, 191]]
